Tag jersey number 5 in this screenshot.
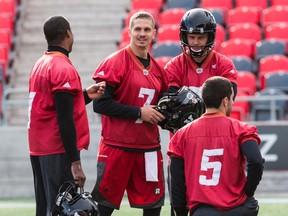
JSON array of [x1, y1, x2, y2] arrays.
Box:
[[199, 148, 224, 186]]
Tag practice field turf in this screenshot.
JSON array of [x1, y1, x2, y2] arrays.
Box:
[[0, 197, 288, 216]]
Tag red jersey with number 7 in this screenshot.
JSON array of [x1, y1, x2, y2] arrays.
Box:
[[92, 46, 169, 149]]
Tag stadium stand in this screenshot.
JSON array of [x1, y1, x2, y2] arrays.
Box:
[[270, 0, 288, 6], [131, 0, 164, 12], [237, 71, 257, 95], [251, 88, 288, 121], [157, 24, 179, 42]]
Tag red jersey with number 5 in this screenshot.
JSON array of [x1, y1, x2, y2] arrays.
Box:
[[93, 46, 168, 149], [167, 112, 260, 211]]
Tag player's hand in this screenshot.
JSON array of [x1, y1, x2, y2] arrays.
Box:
[[85, 81, 106, 100], [71, 160, 86, 187], [140, 105, 165, 124]]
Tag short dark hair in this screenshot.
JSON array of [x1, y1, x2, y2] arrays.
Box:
[[43, 16, 70, 45], [202, 76, 233, 109], [129, 11, 155, 29]]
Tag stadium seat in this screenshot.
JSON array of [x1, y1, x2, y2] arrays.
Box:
[[226, 6, 260, 27], [230, 56, 254, 73], [234, 0, 268, 10], [0, 30, 12, 49], [131, 0, 164, 12], [215, 24, 226, 44], [201, 0, 233, 16], [0, 0, 16, 18], [270, 0, 288, 6], [255, 39, 286, 60], [152, 41, 182, 58], [165, 0, 197, 10], [120, 26, 129, 43], [251, 88, 288, 121], [157, 24, 179, 42], [262, 6, 288, 27], [117, 41, 129, 50], [220, 39, 255, 59], [264, 22, 288, 41], [231, 91, 250, 121], [258, 55, 288, 89], [237, 71, 257, 95], [264, 71, 288, 93], [209, 8, 226, 27], [228, 23, 262, 43], [159, 8, 187, 26], [155, 56, 173, 68], [0, 14, 14, 33]]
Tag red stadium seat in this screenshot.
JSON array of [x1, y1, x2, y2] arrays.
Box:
[[0, 30, 12, 49], [270, 0, 288, 6], [157, 24, 179, 42], [0, 45, 9, 82], [120, 26, 129, 43], [117, 41, 129, 50], [123, 9, 160, 28], [237, 71, 257, 95], [220, 39, 255, 59], [155, 56, 173, 68], [215, 24, 226, 43], [131, 0, 164, 12], [0, 0, 16, 18], [264, 22, 288, 41], [227, 6, 260, 27], [258, 55, 288, 89], [159, 8, 187, 26], [228, 23, 262, 43], [231, 91, 250, 120], [234, 0, 267, 10], [262, 6, 288, 27], [0, 14, 14, 33]]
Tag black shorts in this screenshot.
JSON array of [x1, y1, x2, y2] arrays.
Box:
[[190, 197, 259, 216]]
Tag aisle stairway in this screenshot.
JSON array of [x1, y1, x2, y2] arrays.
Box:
[[3, 0, 130, 125]]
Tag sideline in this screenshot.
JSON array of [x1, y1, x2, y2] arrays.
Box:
[[1, 198, 288, 208]]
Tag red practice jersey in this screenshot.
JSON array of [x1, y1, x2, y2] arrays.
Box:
[[28, 51, 90, 156], [93, 46, 169, 149], [167, 112, 261, 211], [165, 51, 238, 96]]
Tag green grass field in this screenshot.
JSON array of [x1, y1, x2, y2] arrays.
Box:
[[0, 197, 288, 216]]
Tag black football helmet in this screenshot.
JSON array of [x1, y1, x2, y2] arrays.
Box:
[[51, 181, 99, 216], [157, 86, 204, 133], [180, 8, 216, 58]]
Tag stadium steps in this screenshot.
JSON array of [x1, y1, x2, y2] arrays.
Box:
[[3, 0, 130, 126]]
